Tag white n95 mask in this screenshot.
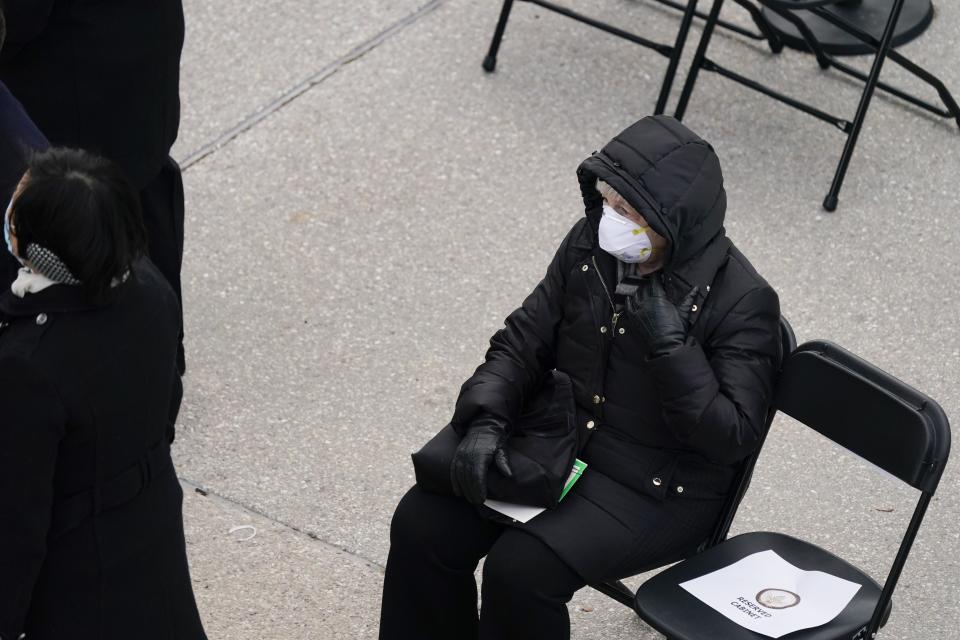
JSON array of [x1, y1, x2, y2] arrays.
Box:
[[598, 204, 653, 263]]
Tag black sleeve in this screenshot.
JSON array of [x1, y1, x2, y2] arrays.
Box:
[[0, 357, 66, 638], [451, 220, 585, 434], [646, 286, 781, 463]]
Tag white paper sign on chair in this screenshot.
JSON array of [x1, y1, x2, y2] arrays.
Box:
[[678, 550, 862, 638]]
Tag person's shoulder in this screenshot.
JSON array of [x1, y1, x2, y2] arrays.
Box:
[[130, 258, 177, 302], [551, 217, 595, 272], [114, 258, 179, 324], [559, 216, 595, 254], [710, 242, 779, 318], [723, 243, 774, 292]]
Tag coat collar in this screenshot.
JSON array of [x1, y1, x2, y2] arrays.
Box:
[[569, 209, 729, 313], [0, 283, 108, 318]]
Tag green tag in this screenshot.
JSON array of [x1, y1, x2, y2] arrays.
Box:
[[559, 459, 588, 502]]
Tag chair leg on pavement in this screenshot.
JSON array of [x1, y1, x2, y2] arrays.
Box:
[[656, 0, 701, 114], [730, 0, 783, 53], [590, 580, 637, 609], [823, 0, 907, 211], [763, 3, 831, 69], [880, 49, 960, 129], [674, 0, 727, 120], [808, 7, 960, 130], [483, 0, 517, 72]]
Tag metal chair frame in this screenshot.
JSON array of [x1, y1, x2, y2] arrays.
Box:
[[631, 339, 951, 639], [482, 0, 783, 116], [672, 0, 960, 210], [589, 315, 797, 608]]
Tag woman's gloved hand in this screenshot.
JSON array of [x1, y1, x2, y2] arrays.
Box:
[[450, 414, 513, 504], [625, 276, 699, 359]]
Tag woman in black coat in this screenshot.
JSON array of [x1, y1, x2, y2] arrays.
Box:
[[379, 116, 782, 640], [0, 0, 187, 372], [0, 149, 206, 639]]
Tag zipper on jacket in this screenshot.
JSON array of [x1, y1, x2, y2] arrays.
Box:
[[591, 255, 620, 333]]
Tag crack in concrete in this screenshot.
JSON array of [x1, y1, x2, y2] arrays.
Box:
[[179, 0, 449, 170], [179, 476, 386, 573], [173, 0, 444, 585]]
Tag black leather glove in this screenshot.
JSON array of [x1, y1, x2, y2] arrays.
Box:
[[450, 414, 513, 505], [625, 276, 699, 359]]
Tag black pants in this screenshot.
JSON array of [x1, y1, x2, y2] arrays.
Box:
[[139, 156, 185, 374], [379, 486, 587, 640]]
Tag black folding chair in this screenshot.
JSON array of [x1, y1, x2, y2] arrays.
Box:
[[590, 315, 797, 607], [632, 340, 951, 639], [673, 0, 960, 211], [482, 0, 784, 116]]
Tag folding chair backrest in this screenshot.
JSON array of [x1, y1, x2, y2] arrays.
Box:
[[775, 341, 951, 494], [774, 340, 951, 635], [706, 315, 797, 548]]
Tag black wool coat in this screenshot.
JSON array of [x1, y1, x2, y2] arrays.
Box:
[[0, 260, 206, 640], [0, 0, 184, 189], [451, 116, 782, 583]]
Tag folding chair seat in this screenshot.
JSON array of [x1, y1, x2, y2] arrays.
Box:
[[589, 315, 797, 608], [631, 340, 951, 639], [634, 531, 891, 639], [672, 0, 960, 210], [481, 0, 784, 116]]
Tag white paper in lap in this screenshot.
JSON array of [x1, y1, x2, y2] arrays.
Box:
[[482, 499, 544, 523], [679, 550, 862, 639]]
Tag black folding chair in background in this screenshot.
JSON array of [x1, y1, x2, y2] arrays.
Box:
[[481, 0, 785, 116], [632, 340, 951, 639], [672, 0, 960, 211], [590, 315, 798, 607]]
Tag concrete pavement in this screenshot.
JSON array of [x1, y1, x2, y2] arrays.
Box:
[[174, 1, 960, 637]]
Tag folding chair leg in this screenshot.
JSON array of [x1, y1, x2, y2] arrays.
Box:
[[762, 3, 831, 69], [874, 48, 960, 129], [674, 0, 727, 121], [809, 7, 960, 129], [483, 0, 517, 72], [823, 0, 907, 211], [729, 0, 784, 53], [656, 0, 701, 114], [590, 580, 637, 609]]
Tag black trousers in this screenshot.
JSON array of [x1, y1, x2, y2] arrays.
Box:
[[139, 156, 185, 374], [379, 486, 587, 640]]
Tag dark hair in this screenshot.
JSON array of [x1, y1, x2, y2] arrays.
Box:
[[10, 148, 147, 303]]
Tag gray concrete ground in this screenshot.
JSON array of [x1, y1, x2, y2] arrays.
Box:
[[174, 0, 960, 637]]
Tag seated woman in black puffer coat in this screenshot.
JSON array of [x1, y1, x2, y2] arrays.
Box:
[[0, 149, 206, 639], [379, 115, 782, 640]]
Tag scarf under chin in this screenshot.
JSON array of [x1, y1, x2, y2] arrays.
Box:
[[9, 243, 84, 297], [10, 267, 58, 298], [8, 243, 83, 297]]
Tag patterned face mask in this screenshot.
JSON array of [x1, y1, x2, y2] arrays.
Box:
[[25, 243, 81, 285], [4, 197, 82, 285], [598, 204, 654, 264]]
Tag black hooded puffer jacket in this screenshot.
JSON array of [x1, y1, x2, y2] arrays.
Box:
[[450, 116, 781, 579]]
